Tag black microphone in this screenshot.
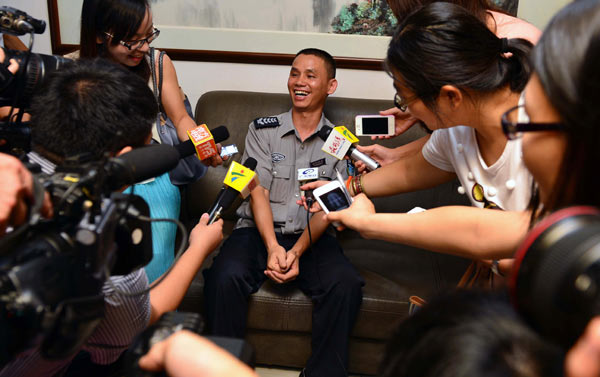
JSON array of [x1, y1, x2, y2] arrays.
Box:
[[318, 126, 381, 171], [207, 157, 258, 224], [173, 125, 229, 159], [106, 144, 180, 190]]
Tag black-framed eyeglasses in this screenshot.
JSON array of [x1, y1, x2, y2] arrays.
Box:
[[394, 93, 408, 112], [501, 105, 564, 140], [104, 27, 160, 50]]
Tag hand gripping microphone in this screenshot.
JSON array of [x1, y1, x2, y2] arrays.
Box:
[[318, 125, 381, 171], [173, 125, 229, 160], [207, 157, 259, 224]]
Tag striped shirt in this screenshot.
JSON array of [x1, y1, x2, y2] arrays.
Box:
[[0, 270, 150, 376]]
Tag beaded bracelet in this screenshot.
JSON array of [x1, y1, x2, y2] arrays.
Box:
[[358, 174, 368, 197], [353, 175, 362, 195]]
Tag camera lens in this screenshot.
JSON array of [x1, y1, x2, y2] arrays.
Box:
[[511, 206, 600, 347]]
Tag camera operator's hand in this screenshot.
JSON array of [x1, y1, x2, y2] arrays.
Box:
[[566, 317, 600, 377], [138, 330, 257, 377], [0, 47, 31, 122], [0, 153, 52, 235], [0, 46, 19, 74]]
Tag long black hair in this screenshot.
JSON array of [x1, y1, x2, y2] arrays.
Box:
[[529, 0, 600, 220], [386, 2, 532, 114], [79, 0, 151, 82], [388, 0, 500, 25]]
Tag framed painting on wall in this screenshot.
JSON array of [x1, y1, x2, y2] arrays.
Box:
[[48, 0, 396, 70], [48, 0, 519, 70]]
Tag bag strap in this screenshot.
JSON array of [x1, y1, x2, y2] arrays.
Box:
[[157, 50, 165, 106], [149, 47, 164, 139], [149, 48, 160, 103]]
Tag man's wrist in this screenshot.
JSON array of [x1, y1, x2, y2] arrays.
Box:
[[266, 240, 280, 253], [289, 248, 301, 258]]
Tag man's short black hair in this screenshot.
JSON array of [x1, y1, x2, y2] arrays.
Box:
[[30, 58, 158, 162], [295, 48, 336, 79]]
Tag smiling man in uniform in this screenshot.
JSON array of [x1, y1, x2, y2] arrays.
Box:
[[203, 48, 364, 377]]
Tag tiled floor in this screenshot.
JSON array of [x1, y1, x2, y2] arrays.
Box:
[[256, 367, 301, 377], [255, 367, 363, 377]]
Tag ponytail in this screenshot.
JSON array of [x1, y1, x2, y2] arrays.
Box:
[[386, 2, 533, 110], [499, 37, 533, 93]]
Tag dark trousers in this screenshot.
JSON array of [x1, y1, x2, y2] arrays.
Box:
[[203, 227, 363, 377]]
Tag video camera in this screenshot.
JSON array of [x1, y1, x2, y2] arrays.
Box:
[[510, 206, 600, 348], [0, 144, 181, 367], [0, 6, 71, 155]]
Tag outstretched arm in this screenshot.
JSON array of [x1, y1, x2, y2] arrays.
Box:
[[149, 214, 223, 324], [139, 330, 257, 377], [158, 53, 223, 167], [353, 136, 429, 174], [566, 317, 600, 377], [327, 194, 530, 260]]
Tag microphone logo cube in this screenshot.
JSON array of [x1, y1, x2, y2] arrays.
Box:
[[224, 161, 259, 199], [321, 126, 357, 160], [188, 124, 218, 160], [297, 168, 319, 181]]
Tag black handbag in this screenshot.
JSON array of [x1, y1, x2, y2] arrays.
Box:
[[149, 47, 207, 185]]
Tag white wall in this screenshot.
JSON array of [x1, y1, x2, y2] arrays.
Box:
[[2, 0, 52, 54], [517, 0, 572, 30], [4, 0, 574, 109], [3, 0, 394, 108]]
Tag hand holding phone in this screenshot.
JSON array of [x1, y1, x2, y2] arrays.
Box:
[[313, 179, 353, 228], [355, 115, 395, 136]]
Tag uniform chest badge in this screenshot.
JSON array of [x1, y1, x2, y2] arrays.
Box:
[[272, 153, 285, 163]]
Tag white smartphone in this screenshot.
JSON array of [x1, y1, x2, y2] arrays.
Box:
[[313, 180, 353, 228], [355, 115, 395, 136]]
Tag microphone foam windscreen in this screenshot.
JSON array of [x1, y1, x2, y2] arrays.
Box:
[[317, 126, 332, 141], [242, 157, 257, 171], [111, 144, 179, 187], [211, 126, 230, 143]]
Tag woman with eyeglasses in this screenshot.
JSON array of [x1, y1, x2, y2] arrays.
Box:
[[77, 0, 216, 149], [356, 0, 541, 170], [303, 2, 535, 266], [75, 0, 222, 283], [323, 0, 600, 266]]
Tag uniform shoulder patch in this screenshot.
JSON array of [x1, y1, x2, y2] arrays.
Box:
[[253, 117, 280, 129]]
